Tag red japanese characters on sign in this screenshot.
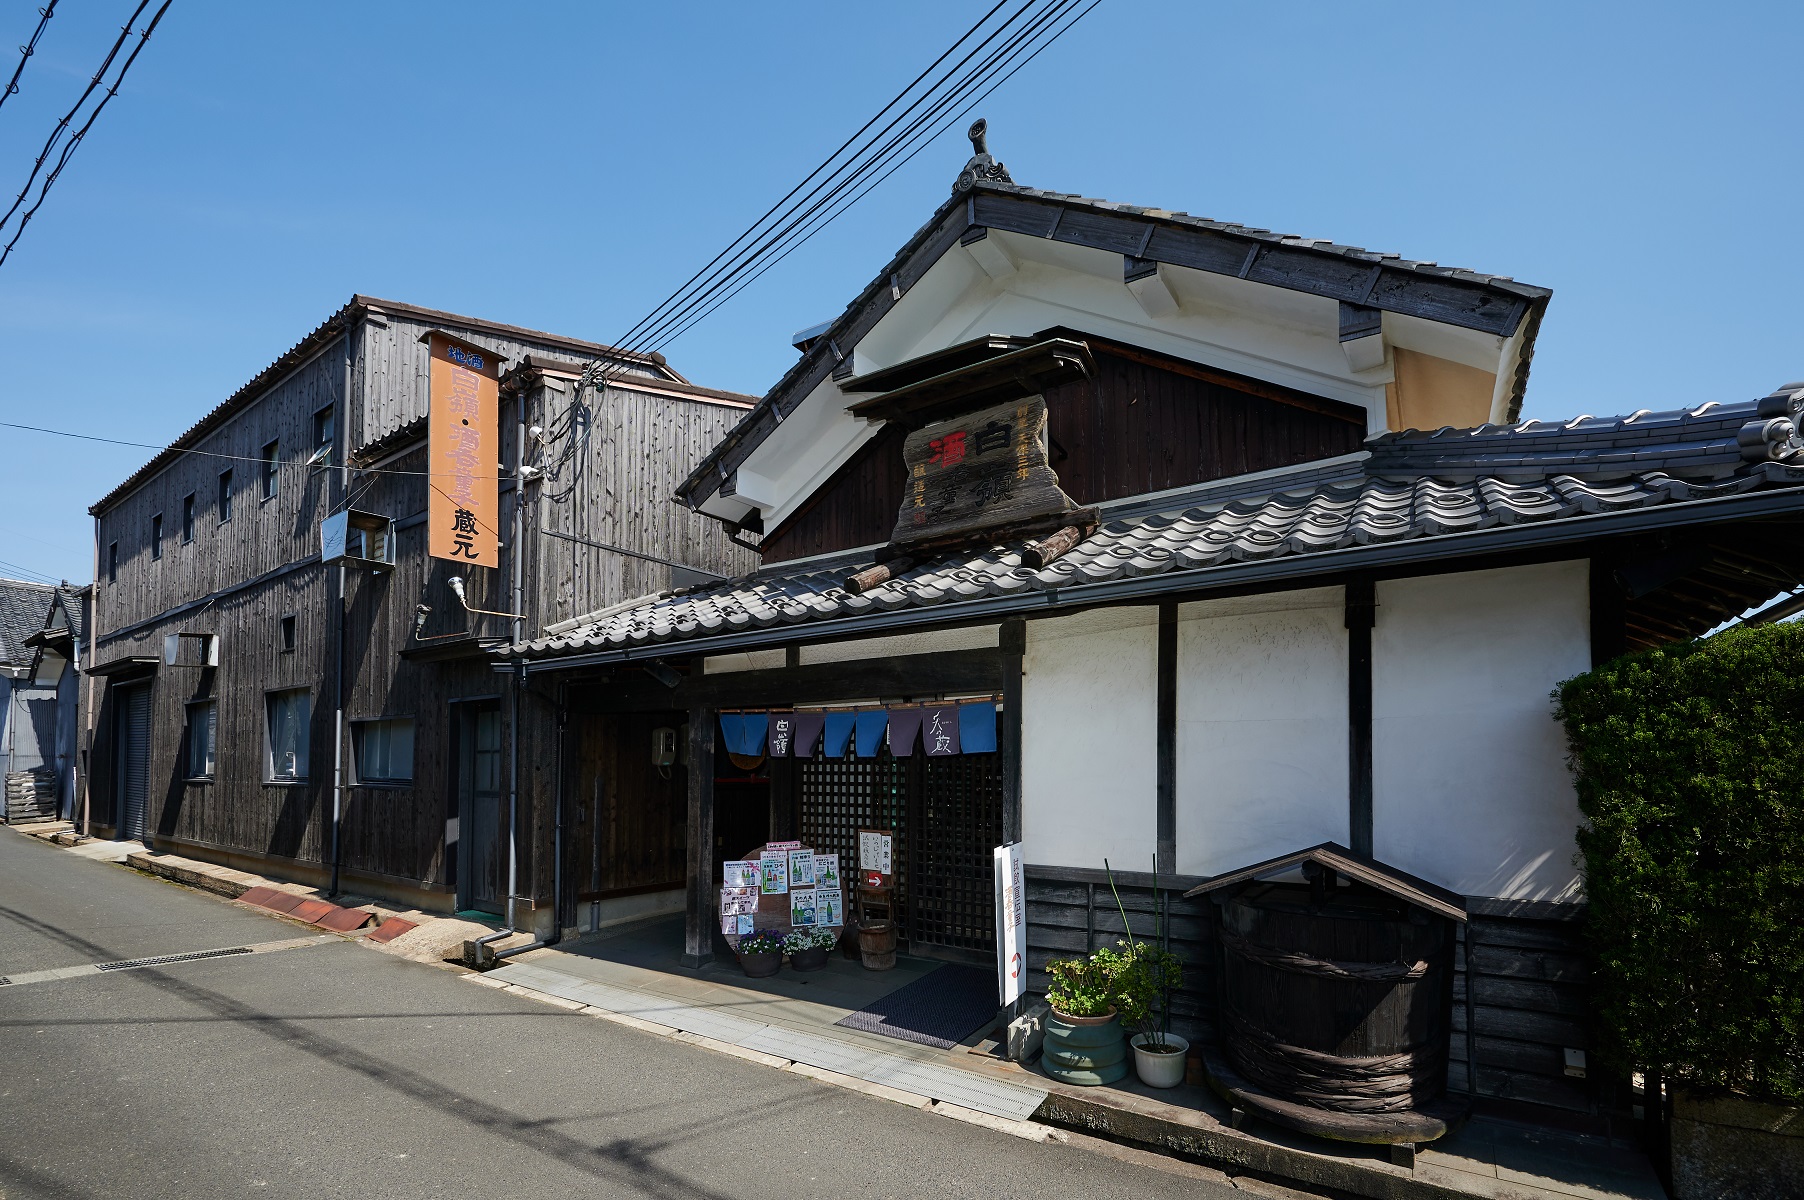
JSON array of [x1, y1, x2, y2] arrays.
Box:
[[891, 395, 1074, 547]]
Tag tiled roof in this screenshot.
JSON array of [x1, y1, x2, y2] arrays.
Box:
[[519, 387, 1804, 663], [0, 579, 56, 669]]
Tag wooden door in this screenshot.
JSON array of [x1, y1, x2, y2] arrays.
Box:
[[456, 701, 504, 914], [114, 684, 150, 840]]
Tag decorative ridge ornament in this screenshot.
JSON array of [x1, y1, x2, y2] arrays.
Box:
[[953, 118, 1013, 193]]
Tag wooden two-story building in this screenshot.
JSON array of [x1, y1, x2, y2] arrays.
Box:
[[84, 296, 754, 927], [502, 127, 1804, 1132]]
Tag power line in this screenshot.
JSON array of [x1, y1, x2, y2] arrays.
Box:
[[0, 0, 172, 267], [0, 1, 59, 116], [0, 0, 146, 240]]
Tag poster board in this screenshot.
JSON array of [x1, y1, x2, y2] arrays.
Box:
[[857, 828, 895, 890], [425, 331, 502, 566], [720, 843, 845, 952], [994, 842, 1026, 1006]]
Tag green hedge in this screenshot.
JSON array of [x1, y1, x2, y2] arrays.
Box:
[[1555, 622, 1804, 1101]]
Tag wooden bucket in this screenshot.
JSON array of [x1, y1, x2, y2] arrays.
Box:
[[1218, 881, 1450, 1114]]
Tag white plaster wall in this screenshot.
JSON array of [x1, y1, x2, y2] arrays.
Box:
[[703, 649, 786, 674], [1020, 607, 1159, 870], [1372, 560, 1589, 902], [800, 624, 998, 665], [1175, 587, 1349, 877]]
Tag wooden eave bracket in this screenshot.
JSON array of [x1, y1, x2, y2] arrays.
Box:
[[844, 338, 1094, 426]]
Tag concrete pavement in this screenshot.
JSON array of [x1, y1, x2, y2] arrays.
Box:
[[0, 829, 1251, 1199]]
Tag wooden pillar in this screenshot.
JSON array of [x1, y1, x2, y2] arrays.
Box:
[[1589, 551, 1627, 667], [1156, 601, 1177, 876], [1346, 577, 1376, 857], [682, 702, 715, 968], [999, 618, 1026, 845], [769, 754, 795, 841]]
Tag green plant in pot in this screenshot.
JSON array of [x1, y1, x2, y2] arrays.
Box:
[[784, 926, 837, 972], [1106, 862, 1189, 1088], [1042, 944, 1132, 1086], [736, 927, 785, 978]]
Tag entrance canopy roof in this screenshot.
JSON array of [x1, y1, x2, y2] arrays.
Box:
[[510, 384, 1804, 673]]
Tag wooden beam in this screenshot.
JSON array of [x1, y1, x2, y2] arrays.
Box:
[[567, 648, 1006, 714], [682, 701, 716, 968], [1346, 578, 1375, 857], [1156, 601, 1177, 875], [1000, 618, 1025, 845]]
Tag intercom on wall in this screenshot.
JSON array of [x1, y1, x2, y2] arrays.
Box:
[[652, 727, 677, 767]]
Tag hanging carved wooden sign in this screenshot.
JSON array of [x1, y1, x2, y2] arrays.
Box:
[[891, 396, 1075, 547]]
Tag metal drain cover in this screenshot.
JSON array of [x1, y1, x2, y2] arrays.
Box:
[[94, 946, 253, 972]]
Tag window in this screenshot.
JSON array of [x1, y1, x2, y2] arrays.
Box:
[[352, 718, 414, 784], [265, 688, 309, 782], [260, 440, 279, 501], [312, 406, 335, 468], [181, 493, 195, 542], [186, 701, 217, 779], [150, 513, 163, 560], [218, 469, 233, 523], [107, 541, 117, 583], [279, 614, 296, 653]]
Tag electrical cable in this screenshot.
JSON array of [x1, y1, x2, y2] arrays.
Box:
[[0, 0, 172, 267], [0, 1, 59, 116], [0, 0, 146, 239]]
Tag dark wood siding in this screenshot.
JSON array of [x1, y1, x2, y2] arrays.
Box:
[[759, 346, 1365, 564], [569, 710, 688, 900]]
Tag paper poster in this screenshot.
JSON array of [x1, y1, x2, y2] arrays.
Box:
[[720, 890, 759, 916], [788, 849, 816, 888], [814, 853, 841, 890], [759, 851, 789, 894], [859, 831, 893, 875], [736, 914, 754, 935], [721, 910, 738, 935], [722, 861, 758, 890], [816, 889, 844, 927], [766, 840, 802, 851], [790, 888, 818, 927]]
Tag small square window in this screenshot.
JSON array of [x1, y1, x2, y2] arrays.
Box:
[[181, 493, 195, 543], [107, 541, 118, 583], [279, 614, 296, 653], [187, 700, 217, 779], [260, 440, 279, 501], [265, 688, 310, 782], [151, 513, 163, 560], [352, 718, 414, 784], [218, 469, 234, 523]]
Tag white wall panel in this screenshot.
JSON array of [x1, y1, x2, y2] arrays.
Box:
[[1175, 587, 1348, 876], [1021, 608, 1158, 870], [1373, 560, 1589, 902]]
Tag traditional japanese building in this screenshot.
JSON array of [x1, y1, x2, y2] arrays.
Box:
[[502, 125, 1804, 1127], [82, 296, 754, 917]]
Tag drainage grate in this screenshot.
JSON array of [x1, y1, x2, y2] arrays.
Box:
[[94, 946, 253, 972]]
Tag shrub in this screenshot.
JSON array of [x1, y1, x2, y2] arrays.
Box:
[[738, 928, 786, 956], [1046, 944, 1133, 1018], [1555, 622, 1804, 1101]]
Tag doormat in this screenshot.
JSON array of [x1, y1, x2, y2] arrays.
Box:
[[834, 964, 997, 1050]]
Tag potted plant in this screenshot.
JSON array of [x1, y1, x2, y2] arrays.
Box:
[[1041, 944, 1132, 1086], [785, 926, 837, 972], [736, 927, 785, 978], [1106, 864, 1189, 1087]]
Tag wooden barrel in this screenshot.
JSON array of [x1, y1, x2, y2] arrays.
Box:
[[1218, 881, 1450, 1114]]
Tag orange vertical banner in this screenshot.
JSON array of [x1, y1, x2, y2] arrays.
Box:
[[426, 332, 501, 566]]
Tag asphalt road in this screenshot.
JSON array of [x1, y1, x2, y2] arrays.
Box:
[[0, 829, 1241, 1200]]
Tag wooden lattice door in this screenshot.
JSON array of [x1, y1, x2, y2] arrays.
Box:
[[909, 754, 1004, 957], [796, 753, 909, 939]]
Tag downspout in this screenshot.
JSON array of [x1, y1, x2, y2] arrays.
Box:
[[329, 327, 352, 896]]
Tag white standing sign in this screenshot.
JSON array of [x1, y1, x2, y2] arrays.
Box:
[[993, 842, 1026, 1007]]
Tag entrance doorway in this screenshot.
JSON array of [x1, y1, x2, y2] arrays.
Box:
[[113, 682, 150, 840], [452, 699, 504, 915]]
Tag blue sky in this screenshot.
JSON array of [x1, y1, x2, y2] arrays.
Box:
[[0, 1, 1798, 585]]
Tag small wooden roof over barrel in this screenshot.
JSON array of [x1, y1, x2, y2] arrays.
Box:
[[1182, 841, 1467, 923]]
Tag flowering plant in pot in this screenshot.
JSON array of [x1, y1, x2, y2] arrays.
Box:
[[784, 926, 837, 972], [737, 928, 785, 978], [1106, 861, 1189, 1088], [1041, 945, 1132, 1086]]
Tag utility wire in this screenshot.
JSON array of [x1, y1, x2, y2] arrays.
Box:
[[0, 0, 146, 239], [0, 1, 59, 116], [0, 0, 171, 266]]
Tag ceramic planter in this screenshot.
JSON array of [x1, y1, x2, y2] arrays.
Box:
[[739, 950, 780, 978], [1043, 1008, 1128, 1086], [789, 946, 829, 972], [1130, 1033, 1190, 1088]]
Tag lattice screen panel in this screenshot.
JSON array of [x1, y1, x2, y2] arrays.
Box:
[[796, 752, 910, 939], [910, 754, 1004, 955]]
